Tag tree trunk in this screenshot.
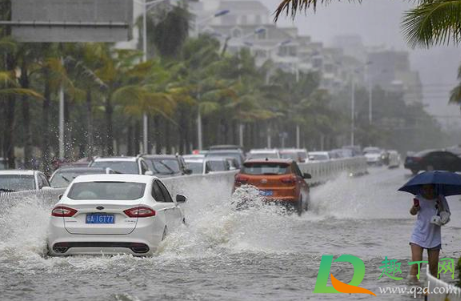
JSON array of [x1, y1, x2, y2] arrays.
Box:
[[86, 88, 93, 158], [4, 53, 16, 169], [105, 95, 114, 156], [154, 116, 161, 154], [42, 69, 52, 174], [127, 120, 133, 156], [134, 120, 141, 155], [20, 59, 32, 169]]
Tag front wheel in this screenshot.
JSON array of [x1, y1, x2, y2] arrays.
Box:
[[296, 198, 303, 216]]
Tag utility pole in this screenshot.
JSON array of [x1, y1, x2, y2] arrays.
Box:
[[351, 79, 355, 146]]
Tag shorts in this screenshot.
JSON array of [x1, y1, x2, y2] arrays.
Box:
[[409, 242, 442, 251]]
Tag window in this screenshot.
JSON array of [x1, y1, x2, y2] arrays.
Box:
[[152, 181, 165, 202], [292, 163, 303, 177], [91, 161, 138, 174], [68, 182, 146, 200], [242, 163, 290, 175], [140, 160, 149, 174], [40, 174, 50, 187], [157, 181, 173, 203], [0, 175, 35, 192]]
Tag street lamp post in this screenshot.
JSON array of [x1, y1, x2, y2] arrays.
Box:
[[193, 9, 230, 150], [134, 0, 166, 154], [351, 78, 356, 146]]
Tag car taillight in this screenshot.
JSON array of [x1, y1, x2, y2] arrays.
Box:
[[124, 207, 156, 218], [235, 174, 249, 185], [281, 176, 297, 184], [52, 206, 77, 217]]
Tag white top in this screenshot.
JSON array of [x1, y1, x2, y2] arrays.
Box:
[[410, 195, 450, 249], [0, 170, 36, 176], [72, 174, 157, 184]]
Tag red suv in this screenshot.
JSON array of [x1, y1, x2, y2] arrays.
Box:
[[233, 159, 311, 214]]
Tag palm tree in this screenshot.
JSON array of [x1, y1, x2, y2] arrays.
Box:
[[274, 0, 461, 47]]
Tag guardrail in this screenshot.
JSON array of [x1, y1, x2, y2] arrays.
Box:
[[0, 157, 367, 204], [299, 157, 368, 185]]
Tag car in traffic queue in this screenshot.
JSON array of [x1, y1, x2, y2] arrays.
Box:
[[280, 149, 309, 163], [363, 147, 383, 166], [233, 159, 311, 215], [387, 150, 401, 169], [205, 149, 245, 169], [404, 149, 461, 175], [0, 170, 50, 193], [308, 151, 330, 161], [47, 174, 187, 256], [49, 167, 115, 188], [184, 157, 231, 175], [89, 156, 152, 175], [247, 149, 280, 160], [141, 155, 192, 178]]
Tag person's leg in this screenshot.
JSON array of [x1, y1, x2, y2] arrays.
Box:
[[428, 248, 440, 278], [410, 243, 424, 278]]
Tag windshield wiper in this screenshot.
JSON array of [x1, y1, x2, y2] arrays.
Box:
[[156, 161, 176, 174], [0, 188, 15, 193], [61, 175, 71, 183]]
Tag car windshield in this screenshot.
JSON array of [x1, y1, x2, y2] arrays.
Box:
[[207, 152, 242, 164], [0, 175, 35, 192], [185, 162, 203, 174], [67, 182, 146, 200], [147, 159, 180, 175], [206, 161, 227, 173], [248, 153, 278, 159], [242, 163, 289, 175], [364, 150, 381, 154], [91, 161, 138, 174], [50, 170, 106, 188], [280, 152, 298, 160]]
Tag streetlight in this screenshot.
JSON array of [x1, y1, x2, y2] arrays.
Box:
[[134, 0, 167, 154], [193, 9, 230, 150]]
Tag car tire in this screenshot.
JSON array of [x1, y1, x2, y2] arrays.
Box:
[[296, 198, 303, 216]]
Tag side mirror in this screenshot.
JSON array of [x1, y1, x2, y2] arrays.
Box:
[[145, 171, 154, 176], [176, 194, 187, 203], [58, 194, 63, 200], [303, 173, 312, 179], [184, 169, 193, 175]]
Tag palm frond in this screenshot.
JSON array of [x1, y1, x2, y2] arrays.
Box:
[[402, 0, 461, 47], [274, 0, 360, 21], [0, 88, 43, 99]]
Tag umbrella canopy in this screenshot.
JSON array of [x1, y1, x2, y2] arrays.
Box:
[[398, 171, 461, 196]]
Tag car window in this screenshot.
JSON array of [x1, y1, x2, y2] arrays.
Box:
[[206, 161, 226, 173], [140, 160, 149, 174], [0, 175, 35, 192], [148, 159, 181, 175], [292, 163, 302, 177], [91, 161, 139, 174], [157, 180, 173, 203], [242, 163, 290, 175], [152, 181, 166, 202], [40, 174, 50, 187], [67, 182, 146, 200], [185, 162, 203, 174]]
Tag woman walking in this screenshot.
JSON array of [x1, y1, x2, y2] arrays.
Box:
[[409, 184, 450, 278]]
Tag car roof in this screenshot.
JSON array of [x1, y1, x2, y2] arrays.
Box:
[[207, 149, 242, 153], [185, 158, 204, 163], [142, 155, 178, 159], [55, 167, 107, 173], [204, 157, 227, 162], [249, 149, 279, 153], [0, 170, 36, 175], [280, 148, 307, 153], [309, 151, 329, 155], [93, 157, 138, 162], [209, 145, 242, 150], [245, 158, 293, 164], [72, 174, 156, 184]]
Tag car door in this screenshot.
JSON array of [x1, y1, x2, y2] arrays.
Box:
[[157, 180, 183, 227], [293, 162, 309, 199], [442, 152, 461, 172], [152, 180, 178, 229]]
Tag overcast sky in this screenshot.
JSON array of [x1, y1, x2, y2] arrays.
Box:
[[260, 0, 461, 125]]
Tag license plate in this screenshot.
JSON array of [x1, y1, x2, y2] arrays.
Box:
[[86, 214, 115, 224], [259, 190, 273, 197]]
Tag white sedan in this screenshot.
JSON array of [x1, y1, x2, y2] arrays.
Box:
[[47, 174, 186, 256]]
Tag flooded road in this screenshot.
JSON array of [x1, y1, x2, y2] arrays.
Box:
[[1, 167, 461, 300]]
